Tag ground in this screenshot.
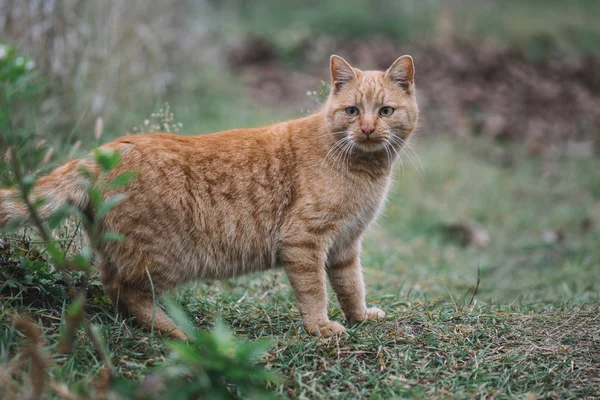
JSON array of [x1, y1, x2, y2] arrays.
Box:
[[2, 135, 599, 399]]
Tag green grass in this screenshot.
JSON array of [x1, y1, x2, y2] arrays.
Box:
[[2, 134, 599, 398]]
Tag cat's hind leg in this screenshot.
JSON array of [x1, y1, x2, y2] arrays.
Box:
[[99, 263, 187, 340]]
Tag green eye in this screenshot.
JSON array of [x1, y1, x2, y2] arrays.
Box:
[[345, 106, 359, 117], [379, 107, 394, 117]]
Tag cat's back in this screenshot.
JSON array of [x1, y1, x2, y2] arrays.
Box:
[[107, 127, 294, 202], [109, 127, 275, 163], [100, 126, 295, 281]]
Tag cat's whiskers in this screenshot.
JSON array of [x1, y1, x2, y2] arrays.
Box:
[[297, 130, 350, 147], [380, 139, 390, 167], [322, 135, 351, 169], [393, 138, 423, 178], [393, 134, 423, 173], [384, 138, 404, 174], [386, 136, 406, 174], [342, 140, 355, 176], [387, 130, 422, 167], [382, 140, 393, 171], [333, 138, 354, 174], [386, 132, 422, 178]]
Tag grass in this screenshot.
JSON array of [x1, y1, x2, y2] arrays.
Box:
[[2, 132, 599, 398]]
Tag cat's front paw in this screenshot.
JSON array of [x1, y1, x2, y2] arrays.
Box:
[[305, 321, 347, 337], [365, 307, 386, 321], [349, 307, 387, 324], [168, 328, 189, 341]]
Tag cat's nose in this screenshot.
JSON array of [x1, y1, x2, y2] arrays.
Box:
[[361, 127, 375, 136]]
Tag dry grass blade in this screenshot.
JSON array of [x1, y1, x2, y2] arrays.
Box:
[[468, 265, 481, 307], [14, 316, 50, 400], [57, 293, 86, 354], [0, 356, 24, 398], [86, 324, 113, 377], [94, 365, 112, 400], [48, 382, 82, 400]]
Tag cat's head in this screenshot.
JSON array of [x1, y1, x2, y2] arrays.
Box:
[[324, 55, 419, 153]]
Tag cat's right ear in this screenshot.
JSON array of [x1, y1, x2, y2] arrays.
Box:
[[330, 55, 356, 93], [385, 55, 415, 93]]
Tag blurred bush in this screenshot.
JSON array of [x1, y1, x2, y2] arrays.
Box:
[[0, 41, 46, 181], [113, 303, 279, 399], [0, 0, 197, 138]]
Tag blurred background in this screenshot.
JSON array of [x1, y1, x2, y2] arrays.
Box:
[[2, 0, 600, 148], [1, 0, 599, 308]]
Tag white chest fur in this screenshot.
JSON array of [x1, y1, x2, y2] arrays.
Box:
[[328, 176, 391, 262]]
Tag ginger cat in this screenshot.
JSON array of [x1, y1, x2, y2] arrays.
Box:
[[0, 55, 418, 339]]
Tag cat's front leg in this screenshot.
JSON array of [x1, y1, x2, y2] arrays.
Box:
[[282, 244, 346, 337], [327, 244, 386, 325]]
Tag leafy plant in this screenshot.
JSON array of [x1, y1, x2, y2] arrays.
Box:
[[0, 41, 44, 183], [113, 300, 279, 399], [1, 95, 278, 398], [0, 41, 39, 121]]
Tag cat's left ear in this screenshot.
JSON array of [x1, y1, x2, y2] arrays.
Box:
[[385, 55, 415, 93]]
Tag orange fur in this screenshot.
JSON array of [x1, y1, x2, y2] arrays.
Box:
[[0, 55, 419, 338]]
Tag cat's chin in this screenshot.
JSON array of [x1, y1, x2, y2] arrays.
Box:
[[352, 139, 387, 153]]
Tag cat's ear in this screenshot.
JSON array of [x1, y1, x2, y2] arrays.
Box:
[[330, 55, 357, 93], [385, 55, 415, 92]]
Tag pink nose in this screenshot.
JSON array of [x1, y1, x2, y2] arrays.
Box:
[[361, 127, 375, 136]]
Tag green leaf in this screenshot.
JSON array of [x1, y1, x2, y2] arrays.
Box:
[[66, 295, 84, 318], [77, 165, 97, 182], [243, 338, 272, 361], [94, 148, 121, 172], [101, 231, 125, 243], [70, 247, 93, 271], [47, 203, 79, 229], [46, 242, 65, 263], [212, 319, 234, 348], [167, 341, 203, 364], [106, 171, 136, 190], [21, 174, 36, 196], [163, 297, 197, 341], [96, 193, 126, 218], [89, 186, 103, 208], [89, 324, 108, 354]]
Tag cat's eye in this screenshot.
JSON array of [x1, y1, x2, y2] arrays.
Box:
[[379, 107, 395, 117], [345, 106, 359, 117]]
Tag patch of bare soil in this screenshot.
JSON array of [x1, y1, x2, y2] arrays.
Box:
[[228, 37, 600, 156]]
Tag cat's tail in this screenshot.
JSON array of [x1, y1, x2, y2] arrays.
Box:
[[0, 158, 99, 228]]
